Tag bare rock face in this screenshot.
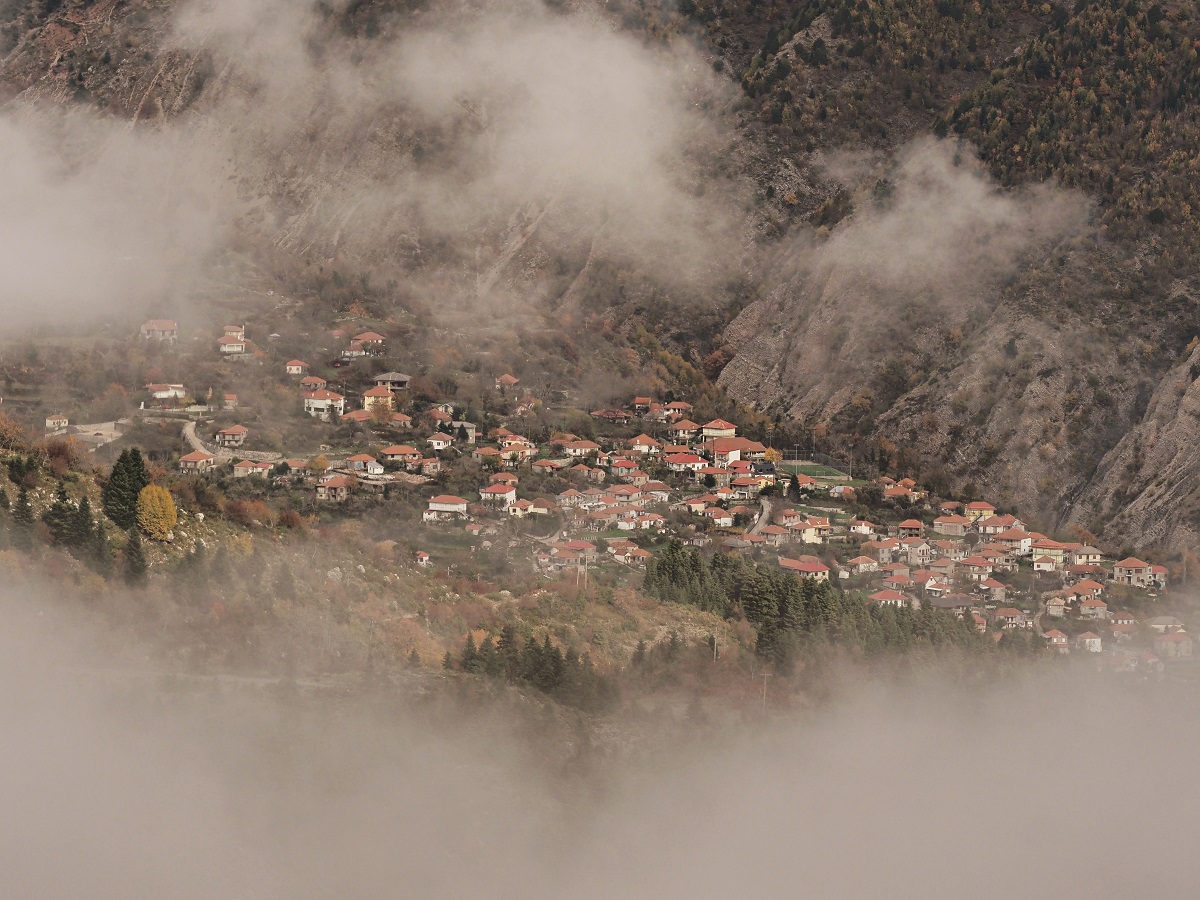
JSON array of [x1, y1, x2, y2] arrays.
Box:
[[1064, 343, 1200, 551], [720, 182, 1183, 543]]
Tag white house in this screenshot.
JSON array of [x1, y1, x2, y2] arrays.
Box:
[[303, 390, 346, 421], [141, 319, 179, 342], [424, 494, 469, 521], [480, 484, 517, 505], [146, 383, 187, 402]]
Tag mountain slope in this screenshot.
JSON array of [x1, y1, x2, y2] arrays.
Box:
[[4, 0, 1200, 554]]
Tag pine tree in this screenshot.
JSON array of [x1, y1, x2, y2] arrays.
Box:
[[0, 488, 9, 511], [497, 624, 520, 682], [42, 483, 74, 544], [460, 632, 481, 673], [408, 649, 421, 667], [69, 495, 95, 551], [478, 635, 501, 676], [442, 651, 454, 670], [136, 484, 177, 541], [13, 485, 33, 526], [103, 450, 135, 528], [127, 448, 149, 493], [124, 529, 148, 585]]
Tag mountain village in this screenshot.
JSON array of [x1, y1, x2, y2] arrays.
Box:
[[34, 317, 1182, 676]]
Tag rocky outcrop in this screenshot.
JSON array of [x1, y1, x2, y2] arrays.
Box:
[[1064, 343, 1200, 552]]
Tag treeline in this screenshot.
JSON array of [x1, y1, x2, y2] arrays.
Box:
[[448, 625, 618, 712], [644, 540, 986, 669]]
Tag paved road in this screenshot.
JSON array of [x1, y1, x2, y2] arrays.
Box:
[[749, 497, 773, 536], [181, 420, 282, 462], [182, 420, 213, 455], [1033, 597, 1046, 638]]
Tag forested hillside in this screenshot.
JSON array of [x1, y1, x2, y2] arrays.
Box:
[[2, 0, 1199, 553]]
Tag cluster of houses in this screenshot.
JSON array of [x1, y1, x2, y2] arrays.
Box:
[[411, 392, 1189, 660], [154, 344, 1191, 666], [139, 319, 252, 355], [290, 364, 414, 425]]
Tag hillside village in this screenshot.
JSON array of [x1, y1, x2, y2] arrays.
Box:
[[40, 315, 1171, 676]]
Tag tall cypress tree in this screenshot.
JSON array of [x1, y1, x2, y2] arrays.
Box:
[[124, 529, 147, 585]]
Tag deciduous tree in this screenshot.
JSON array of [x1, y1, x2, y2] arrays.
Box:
[[136, 484, 177, 541]]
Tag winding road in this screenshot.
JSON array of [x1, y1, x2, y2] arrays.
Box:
[[749, 498, 773, 536]]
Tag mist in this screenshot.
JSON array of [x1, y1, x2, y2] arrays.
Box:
[[0, 112, 232, 330], [5, 585, 1198, 899], [0, 0, 746, 333], [811, 137, 1091, 297]]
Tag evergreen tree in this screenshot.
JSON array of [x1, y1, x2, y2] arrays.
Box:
[[0, 487, 10, 511], [128, 448, 149, 493], [497, 624, 520, 682], [442, 651, 454, 670], [124, 529, 148, 585], [103, 450, 136, 528], [42, 483, 74, 544], [460, 632, 481, 673], [478, 635, 501, 676], [68, 495, 95, 551], [13, 485, 33, 526], [408, 649, 421, 667]]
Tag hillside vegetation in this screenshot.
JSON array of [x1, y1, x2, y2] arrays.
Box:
[[2, 0, 1199, 557]]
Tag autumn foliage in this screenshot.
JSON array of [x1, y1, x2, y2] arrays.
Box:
[[137, 484, 178, 541]]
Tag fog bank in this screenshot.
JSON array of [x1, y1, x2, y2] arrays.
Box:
[[2, 590, 1197, 898]]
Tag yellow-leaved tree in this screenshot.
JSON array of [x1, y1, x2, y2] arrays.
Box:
[[137, 484, 177, 541]]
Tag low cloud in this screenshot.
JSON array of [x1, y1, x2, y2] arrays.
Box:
[[0, 0, 744, 333], [812, 137, 1090, 297], [4, 585, 1199, 898], [0, 112, 232, 330]]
